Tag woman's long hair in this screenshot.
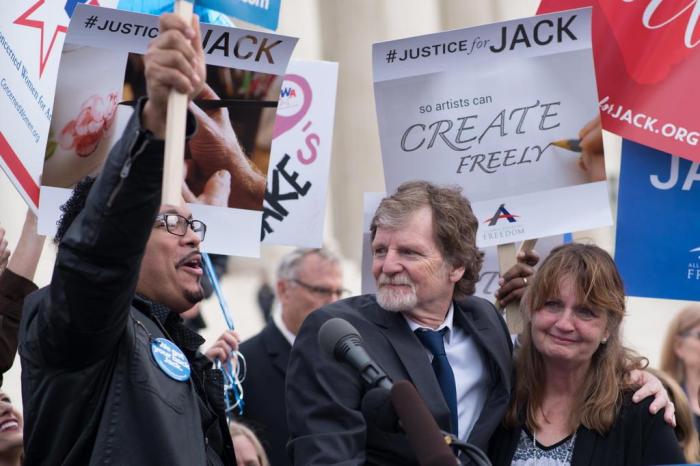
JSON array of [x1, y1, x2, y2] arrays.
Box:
[[659, 305, 700, 384], [505, 243, 646, 434], [647, 368, 700, 463], [229, 421, 270, 466]]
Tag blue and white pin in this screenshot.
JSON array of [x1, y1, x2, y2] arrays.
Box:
[[151, 338, 191, 382]]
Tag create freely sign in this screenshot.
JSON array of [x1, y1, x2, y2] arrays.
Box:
[[360, 193, 565, 301], [372, 8, 612, 248], [0, 0, 119, 210], [615, 141, 700, 301], [538, 0, 700, 163], [262, 60, 339, 247], [37, 4, 296, 257]]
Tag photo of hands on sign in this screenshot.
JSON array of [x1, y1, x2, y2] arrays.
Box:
[[41, 38, 280, 213], [124, 55, 281, 211]]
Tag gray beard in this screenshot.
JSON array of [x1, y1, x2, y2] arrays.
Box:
[[376, 287, 417, 312]]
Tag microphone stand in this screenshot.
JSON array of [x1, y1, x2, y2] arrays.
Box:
[[442, 434, 491, 466]]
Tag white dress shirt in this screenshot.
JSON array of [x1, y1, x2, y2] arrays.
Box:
[[272, 304, 296, 346], [403, 303, 489, 442]]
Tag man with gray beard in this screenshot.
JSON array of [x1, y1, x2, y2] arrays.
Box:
[[285, 181, 516, 465]]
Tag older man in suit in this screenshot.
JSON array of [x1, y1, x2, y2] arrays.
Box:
[[238, 248, 344, 466], [285, 181, 513, 465]]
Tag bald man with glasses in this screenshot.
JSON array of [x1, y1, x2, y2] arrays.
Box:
[[235, 248, 344, 466]]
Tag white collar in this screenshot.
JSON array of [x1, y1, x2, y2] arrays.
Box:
[[402, 302, 454, 344], [272, 303, 296, 346]]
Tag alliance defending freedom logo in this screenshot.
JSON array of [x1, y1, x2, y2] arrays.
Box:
[[484, 203, 519, 226], [481, 203, 525, 242], [688, 246, 700, 281]]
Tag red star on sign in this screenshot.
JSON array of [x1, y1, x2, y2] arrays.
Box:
[[14, 0, 100, 78]]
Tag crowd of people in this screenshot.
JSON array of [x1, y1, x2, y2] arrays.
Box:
[[0, 11, 697, 466]]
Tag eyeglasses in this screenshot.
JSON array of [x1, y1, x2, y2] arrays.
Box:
[[291, 279, 348, 298], [154, 214, 207, 241]]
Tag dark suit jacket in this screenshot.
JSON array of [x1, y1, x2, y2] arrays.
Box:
[[488, 395, 686, 466], [239, 322, 293, 466], [286, 294, 513, 465]]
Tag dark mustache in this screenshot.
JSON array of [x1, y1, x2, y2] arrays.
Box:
[[176, 251, 201, 268]]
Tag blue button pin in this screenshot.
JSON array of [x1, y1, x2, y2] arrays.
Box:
[[150, 338, 191, 382]]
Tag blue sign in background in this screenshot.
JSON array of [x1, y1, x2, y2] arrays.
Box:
[[204, 0, 281, 30], [117, 0, 281, 30], [615, 140, 700, 301]]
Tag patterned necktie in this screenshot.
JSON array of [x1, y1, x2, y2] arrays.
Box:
[[414, 328, 458, 435]]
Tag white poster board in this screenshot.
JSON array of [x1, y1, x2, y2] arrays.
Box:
[[0, 0, 118, 210], [38, 4, 297, 257], [262, 60, 339, 247], [372, 8, 612, 247]]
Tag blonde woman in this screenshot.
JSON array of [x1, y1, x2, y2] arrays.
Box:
[[489, 244, 684, 466], [648, 368, 700, 463], [229, 421, 270, 466], [660, 305, 700, 434]]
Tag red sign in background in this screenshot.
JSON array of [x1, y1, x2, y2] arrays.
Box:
[[538, 0, 700, 163]]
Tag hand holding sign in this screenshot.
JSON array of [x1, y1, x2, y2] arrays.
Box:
[[142, 11, 205, 139], [143, 5, 204, 207], [495, 247, 540, 308]]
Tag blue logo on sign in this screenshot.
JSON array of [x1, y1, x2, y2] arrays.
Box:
[[150, 338, 191, 382]]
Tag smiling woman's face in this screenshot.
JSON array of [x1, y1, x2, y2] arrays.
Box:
[[0, 391, 23, 455], [531, 275, 610, 368]]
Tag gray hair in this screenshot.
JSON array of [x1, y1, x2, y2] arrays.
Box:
[[276, 248, 341, 282], [370, 180, 483, 298]]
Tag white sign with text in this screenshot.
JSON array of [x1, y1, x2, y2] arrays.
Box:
[[37, 4, 297, 257], [373, 8, 612, 247], [262, 60, 339, 248], [0, 0, 118, 210]]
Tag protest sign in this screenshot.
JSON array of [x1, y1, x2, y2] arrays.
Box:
[[360, 192, 565, 301], [538, 0, 700, 163], [372, 8, 612, 248], [38, 4, 297, 257], [615, 141, 700, 301], [0, 0, 118, 210], [116, 0, 280, 30], [261, 60, 339, 247]]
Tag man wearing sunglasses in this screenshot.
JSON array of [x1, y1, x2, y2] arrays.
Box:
[[236, 248, 344, 466], [19, 13, 236, 466]]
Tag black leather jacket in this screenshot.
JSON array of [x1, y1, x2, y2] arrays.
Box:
[[19, 100, 235, 465]]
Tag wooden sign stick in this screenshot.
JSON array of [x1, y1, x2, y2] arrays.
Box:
[[162, 0, 194, 206], [496, 238, 537, 335]]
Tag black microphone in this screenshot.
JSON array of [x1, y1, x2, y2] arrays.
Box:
[[390, 380, 458, 466], [318, 318, 392, 390], [361, 386, 400, 433]]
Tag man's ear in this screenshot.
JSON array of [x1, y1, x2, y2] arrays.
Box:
[[449, 265, 465, 284], [276, 279, 287, 298]]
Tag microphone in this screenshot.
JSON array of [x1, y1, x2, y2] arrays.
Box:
[[361, 386, 399, 433], [390, 380, 458, 466], [320, 318, 490, 465], [318, 318, 392, 390]]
